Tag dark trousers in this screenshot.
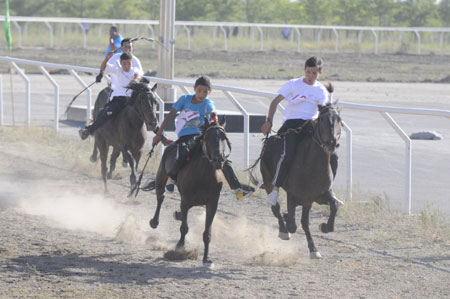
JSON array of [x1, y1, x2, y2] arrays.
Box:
[[272, 119, 308, 187], [87, 96, 127, 133], [168, 134, 241, 189]]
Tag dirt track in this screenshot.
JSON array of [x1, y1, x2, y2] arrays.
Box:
[[1, 128, 450, 298]]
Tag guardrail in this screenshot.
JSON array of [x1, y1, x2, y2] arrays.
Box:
[[0, 56, 449, 214], [1, 16, 450, 54]]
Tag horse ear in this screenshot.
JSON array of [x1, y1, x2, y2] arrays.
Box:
[[151, 83, 157, 92], [219, 115, 226, 128], [204, 117, 210, 127]]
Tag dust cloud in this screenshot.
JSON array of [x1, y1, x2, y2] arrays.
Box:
[[187, 210, 303, 266]]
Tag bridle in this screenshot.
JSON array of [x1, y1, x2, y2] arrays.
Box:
[[131, 88, 157, 126], [200, 124, 232, 165], [312, 106, 341, 152]]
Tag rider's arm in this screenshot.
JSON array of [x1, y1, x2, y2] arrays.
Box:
[[100, 52, 115, 73], [261, 94, 284, 135], [152, 108, 178, 146]]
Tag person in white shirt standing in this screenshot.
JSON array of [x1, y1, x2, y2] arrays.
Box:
[[79, 52, 143, 139], [261, 56, 337, 206]]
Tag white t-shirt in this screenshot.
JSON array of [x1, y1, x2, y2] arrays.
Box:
[[107, 53, 143, 73], [278, 77, 330, 122], [104, 62, 143, 100]]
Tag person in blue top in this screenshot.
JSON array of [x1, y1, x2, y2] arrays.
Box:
[[104, 26, 123, 58], [152, 76, 254, 199]]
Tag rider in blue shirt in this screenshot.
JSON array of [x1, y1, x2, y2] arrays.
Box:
[[152, 76, 255, 199], [104, 26, 123, 58]]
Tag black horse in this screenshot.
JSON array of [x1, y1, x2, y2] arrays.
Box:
[[95, 81, 158, 193], [149, 118, 229, 267], [258, 101, 342, 259]]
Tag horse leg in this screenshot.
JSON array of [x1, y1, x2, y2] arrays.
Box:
[[107, 147, 120, 179], [149, 166, 168, 229], [121, 152, 128, 168], [285, 194, 297, 234], [123, 150, 137, 188], [90, 140, 98, 162], [176, 201, 190, 249], [301, 204, 321, 258], [202, 198, 218, 266], [99, 144, 109, 194], [319, 191, 338, 233], [271, 203, 289, 240]]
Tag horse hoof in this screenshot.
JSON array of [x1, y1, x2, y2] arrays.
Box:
[[278, 231, 290, 240], [310, 251, 322, 259], [173, 211, 182, 221], [203, 260, 214, 269], [319, 223, 332, 233], [90, 155, 97, 163], [149, 218, 158, 229]]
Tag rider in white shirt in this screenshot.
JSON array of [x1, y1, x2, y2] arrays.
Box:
[[261, 56, 336, 206], [79, 52, 143, 139]]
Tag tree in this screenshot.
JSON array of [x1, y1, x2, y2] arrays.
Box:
[[438, 0, 450, 26]]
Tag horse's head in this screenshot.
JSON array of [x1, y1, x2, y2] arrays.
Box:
[[313, 103, 342, 154], [128, 79, 158, 131], [200, 117, 230, 170]]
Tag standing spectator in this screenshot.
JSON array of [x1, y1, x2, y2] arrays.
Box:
[[104, 26, 123, 58]]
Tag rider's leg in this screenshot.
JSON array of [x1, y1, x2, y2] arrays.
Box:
[[268, 119, 306, 205], [79, 96, 127, 139], [167, 135, 196, 181], [221, 159, 255, 200]]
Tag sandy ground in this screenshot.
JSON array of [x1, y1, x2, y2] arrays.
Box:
[[0, 130, 450, 298], [0, 51, 449, 298]]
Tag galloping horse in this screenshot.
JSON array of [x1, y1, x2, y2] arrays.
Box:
[[258, 98, 342, 259], [149, 118, 229, 267], [95, 81, 158, 193]]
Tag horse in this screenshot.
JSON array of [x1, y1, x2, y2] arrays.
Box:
[[94, 81, 158, 193], [149, 118, 229, 267], [257, 99, 342, 259]]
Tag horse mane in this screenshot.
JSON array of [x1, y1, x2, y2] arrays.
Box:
[[127, 81, 151, 105]]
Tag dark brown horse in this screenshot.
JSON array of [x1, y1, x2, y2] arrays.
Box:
[[95, 81, 158, 193], [149, 118, 229, 267], [256, 101, 342, 259]]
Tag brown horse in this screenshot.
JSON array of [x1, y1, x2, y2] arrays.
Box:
[[95, 81, 158, 193], [149, 118, 229, 267], [254, 98, 342, 259]]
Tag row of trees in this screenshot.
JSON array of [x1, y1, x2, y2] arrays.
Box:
[[7, 0, 450, 27]]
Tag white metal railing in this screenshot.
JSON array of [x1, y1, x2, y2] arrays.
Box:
[[0, 56, 449, 214], [1, 16, 450, 54]]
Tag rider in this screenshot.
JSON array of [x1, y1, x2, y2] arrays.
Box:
[[152, 76, 255, 199], [96, 38, 143, 83], [261, 56, 337, 206], [104, 26, 123, 58], [79, 52, 143, 139]]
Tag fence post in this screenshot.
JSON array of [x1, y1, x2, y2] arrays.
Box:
[[11, 62, 31, 126], [39, 66, 60, 131]]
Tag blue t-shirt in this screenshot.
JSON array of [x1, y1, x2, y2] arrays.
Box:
[[172, 94, 215, 138], [104, 34, 123, 57]]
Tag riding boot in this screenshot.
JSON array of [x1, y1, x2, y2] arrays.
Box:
[[222, 160, 255, 200]]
